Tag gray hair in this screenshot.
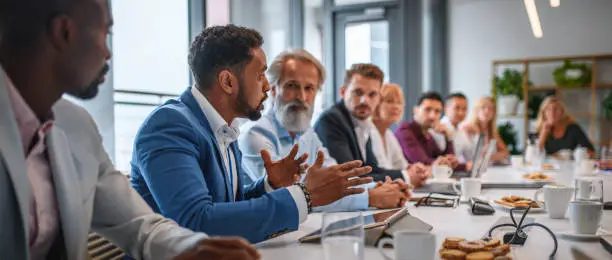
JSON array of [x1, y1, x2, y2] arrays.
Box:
[[267, 49, 326, 91]]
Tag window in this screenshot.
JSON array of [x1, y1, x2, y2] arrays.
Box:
[[334, 0, 395, 6], [230, 0, 293, 63], [303, 0, 326, 125], [344, 21, 390, 82], [111, 0, 189, 173]]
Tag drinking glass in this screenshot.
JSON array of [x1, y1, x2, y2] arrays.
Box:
[[600, 146, 612, 172], [322, 212, 364, 260]]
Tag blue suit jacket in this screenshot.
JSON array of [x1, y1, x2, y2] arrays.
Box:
[[130, 88, 299, 243]]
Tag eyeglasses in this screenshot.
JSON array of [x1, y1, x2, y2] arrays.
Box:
[[413, 192, 459, 208]]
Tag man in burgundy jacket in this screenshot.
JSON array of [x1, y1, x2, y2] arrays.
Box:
[[394, 92, 470, 172]]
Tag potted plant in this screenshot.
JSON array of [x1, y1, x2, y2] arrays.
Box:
[[603, 92, 612, 119], [495, 69, 525, 116], [498, 122, 520, 155], [553, 60, 591, 88]]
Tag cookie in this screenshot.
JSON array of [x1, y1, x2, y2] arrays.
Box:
[[466, 251, 495, 260], [490, 244, 510, 256], [443, 237, 466, 249], [493, 256, 512, 260], [439, 249, 467, 260], [482, 238, 501, 249], [458, 240, 485, 253]]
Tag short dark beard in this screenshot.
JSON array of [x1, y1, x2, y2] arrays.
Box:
[[235, 77, 263, 121], [67, 63, 110, 100]]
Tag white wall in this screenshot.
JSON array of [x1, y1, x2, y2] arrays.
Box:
[[450, 0, 612, 101], [449, 0, 612, 149]]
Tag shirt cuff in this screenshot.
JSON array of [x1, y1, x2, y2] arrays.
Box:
[[286, 185, 308, 224], [264, 176, 275, 193], [401, 169, 411, 182], [356, 190, 370, 209]]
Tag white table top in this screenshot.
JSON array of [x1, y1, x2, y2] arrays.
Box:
[[257, 163, 612, 260]]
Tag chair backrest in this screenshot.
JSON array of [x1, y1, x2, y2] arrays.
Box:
[[87, 233, 125, 260]]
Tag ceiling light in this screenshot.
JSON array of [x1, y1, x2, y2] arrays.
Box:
[[524, 0, 543, 38], [550, 0, 560, 7]]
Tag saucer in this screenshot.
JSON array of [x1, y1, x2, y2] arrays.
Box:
[[557, 231, 600, 242]]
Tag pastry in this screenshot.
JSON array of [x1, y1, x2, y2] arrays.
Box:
[[490, 244, 510, 256], [443, 237, 466, 249], [495, 196, 541, 208], [439, 249, 467, 260], [466, 251, 495, 260], [482, 238, 501, 249], [493, 256, 512, 260], [458, 240, 485, 253], [542, 164, 554, 170]]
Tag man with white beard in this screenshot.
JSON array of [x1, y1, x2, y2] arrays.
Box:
[[239, 50, 410, 211]]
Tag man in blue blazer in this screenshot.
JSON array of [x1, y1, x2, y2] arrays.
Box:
[[130, 25, 373, 243]]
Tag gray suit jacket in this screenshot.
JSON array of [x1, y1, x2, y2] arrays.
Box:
[[0, 68, 207, 260]]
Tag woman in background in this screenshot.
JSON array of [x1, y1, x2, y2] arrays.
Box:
[[535, 96, 594, 155], [461, 97, 510, 162], [371, 83, 409, 170]]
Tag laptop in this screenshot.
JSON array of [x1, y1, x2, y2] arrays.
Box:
[[415, 134, 491, 195], [450, 133, 485, 178]]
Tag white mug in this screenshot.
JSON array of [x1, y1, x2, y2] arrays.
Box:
[[568, 201, 603, 235], [510, 155, 523, 168], [576, 159, 598, 175], [534, 185, 574, 219], [377, 230, 436, 260], [432, 165, 453, 180], [574, 178, 604, 202], [574, 147, 589, 162], [452, 178, 482, 199]]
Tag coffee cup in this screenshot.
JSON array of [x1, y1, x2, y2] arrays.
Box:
[[510, 155, 523, 168], [574, 178, 604, 202], [432, 165, 453, 180], [534, 185, 574, 219], [452, 178, 482, 199], [576, 159, 597, 175], [568, 201, 603, 235], [377, 230, 436, 260]]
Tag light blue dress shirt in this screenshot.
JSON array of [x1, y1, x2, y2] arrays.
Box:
[[238, 111, 371, 212]]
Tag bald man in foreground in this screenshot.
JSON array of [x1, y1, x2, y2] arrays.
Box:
[[0, 0, 258, 259]]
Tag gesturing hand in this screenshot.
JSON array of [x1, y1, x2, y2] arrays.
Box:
[[303, 150, 373, 207], [261, 144, 308, 189], [174, 237, 260, 260]]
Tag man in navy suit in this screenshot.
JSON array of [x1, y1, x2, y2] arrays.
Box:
[[314, 63, 430, 186], [130, 25, 373, 243]]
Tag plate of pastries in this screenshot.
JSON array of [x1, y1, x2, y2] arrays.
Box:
[[522, 172, 553, 182], [492, 196, 545, 213], [440, 237, 512, 260]]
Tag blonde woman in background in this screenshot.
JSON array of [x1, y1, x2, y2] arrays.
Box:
[[461, 97, 510, 162], [535, 96, 594, 156], [371, 83, 410, 170]]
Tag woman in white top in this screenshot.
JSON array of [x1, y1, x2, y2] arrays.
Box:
[[371, 83, 410, 170], [460, 97, 510, 162]]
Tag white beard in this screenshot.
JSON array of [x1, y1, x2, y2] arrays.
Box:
[[274, 96, 313, 133]]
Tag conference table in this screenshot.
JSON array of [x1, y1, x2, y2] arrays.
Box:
[[257, 162, 612, 260]]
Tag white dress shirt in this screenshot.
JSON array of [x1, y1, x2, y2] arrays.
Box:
[[238, 110, 372, 212], [370, 128, 409, 170], [440, 117, 474, 162], [191, 87, 307, 221], [351, 116, 374, 162]]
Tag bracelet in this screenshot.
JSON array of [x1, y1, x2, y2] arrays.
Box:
[[294, 182, 313, 213]]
